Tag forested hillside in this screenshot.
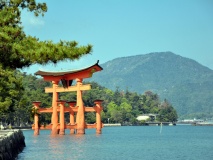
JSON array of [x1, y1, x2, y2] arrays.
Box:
[[0, 73, 177, 126], [89, 52, 213, 118]]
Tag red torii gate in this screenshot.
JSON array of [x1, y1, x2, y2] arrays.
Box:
[[32, 61, 104, 135]]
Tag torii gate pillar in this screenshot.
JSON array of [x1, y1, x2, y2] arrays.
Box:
[[32, 101, 41, 135], [94, 100, 103, 134], [67, 101, 76, 134], [58, 100, 66, 135], [76, 78, 85, 134], [51, 81, 59, 135]]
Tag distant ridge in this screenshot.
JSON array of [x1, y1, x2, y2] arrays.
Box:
[[89, 52, 213, 117]]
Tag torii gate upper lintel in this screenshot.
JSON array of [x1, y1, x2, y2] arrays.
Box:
[[32, 61, 104, 135]]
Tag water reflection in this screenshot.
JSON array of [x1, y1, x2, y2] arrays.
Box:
[[31, 130, 91, 159]]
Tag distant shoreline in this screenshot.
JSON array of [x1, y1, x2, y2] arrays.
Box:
[[104, 123, 121, 127]]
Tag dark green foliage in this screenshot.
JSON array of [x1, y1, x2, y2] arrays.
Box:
[[89, 52, 213, 118], [0, 69, 24, 122], [157, 99, 178, 122], [82, 82, 177, 124]]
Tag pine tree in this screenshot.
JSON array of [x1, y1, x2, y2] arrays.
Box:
[[0, 0, 92, 69], [0, 0, 92, 118]]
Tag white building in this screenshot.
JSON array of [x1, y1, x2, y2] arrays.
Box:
[[136, 114, 158, 121]]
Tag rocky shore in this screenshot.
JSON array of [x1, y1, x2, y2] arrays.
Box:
[[0, 129, 25, 160]]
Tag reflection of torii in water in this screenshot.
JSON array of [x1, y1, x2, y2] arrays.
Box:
[[32, 61, 104, 135]]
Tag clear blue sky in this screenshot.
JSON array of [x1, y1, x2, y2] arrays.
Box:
[[21, 0, 213, 74]]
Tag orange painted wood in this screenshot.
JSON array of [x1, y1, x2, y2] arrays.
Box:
[[45, 84, 91, 93], [58, 101, 66, 135], [67, 102, 76, 134], [32, 101, 41, 135], [51, 81, 59, 135], [76, 78, 85, 134], [32, 62, 104, 135], [94, 100, 103, 134]]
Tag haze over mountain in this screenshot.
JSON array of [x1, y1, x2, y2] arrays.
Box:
[[89, 52, 213, 118]]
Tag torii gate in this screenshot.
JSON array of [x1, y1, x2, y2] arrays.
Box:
[[32, 61, 103, 135]]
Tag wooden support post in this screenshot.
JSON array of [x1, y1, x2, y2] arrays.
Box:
[[58, 100, 66, 135], [51, 81, 59, 135], [94, 100, 103, 134], [32, 101, 41, 135], [76, 78, 85, 134], [67, 101, 76, 134]]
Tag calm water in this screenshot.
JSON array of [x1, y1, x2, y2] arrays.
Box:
[[18, 125, 213, 160]]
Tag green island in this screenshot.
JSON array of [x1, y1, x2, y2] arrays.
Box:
[[0, 72, 178, 127]]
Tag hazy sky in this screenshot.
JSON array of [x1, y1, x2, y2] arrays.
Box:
[[21, 0, 213, 74]]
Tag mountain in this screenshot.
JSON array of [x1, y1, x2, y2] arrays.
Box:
[[88, 52, 213, 118]]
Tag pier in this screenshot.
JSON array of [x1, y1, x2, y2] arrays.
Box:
[[104, 123, 121, 127], [146, 122, 176, 126]]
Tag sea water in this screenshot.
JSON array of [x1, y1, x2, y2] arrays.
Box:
[[18, 125, 213, 160]]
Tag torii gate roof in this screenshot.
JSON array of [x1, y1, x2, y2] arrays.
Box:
[[34, 60, 103, 81]]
